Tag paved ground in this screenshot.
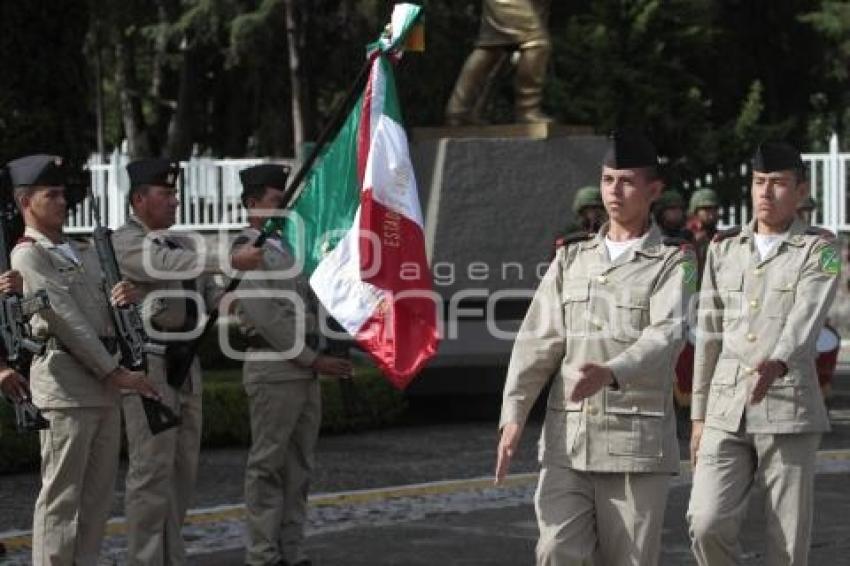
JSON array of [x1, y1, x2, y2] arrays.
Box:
[[2, 370, 850, 565]]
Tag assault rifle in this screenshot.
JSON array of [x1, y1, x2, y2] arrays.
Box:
[[86, 186, 180, 435], [0, 178, 50, 432]]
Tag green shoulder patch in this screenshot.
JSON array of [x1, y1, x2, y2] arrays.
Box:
[[821, 246, 840, 275], [682, 260, 698, 291]]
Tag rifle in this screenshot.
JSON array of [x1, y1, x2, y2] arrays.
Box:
[[0, 181, 50, 432], [86, 186, 181, 435]]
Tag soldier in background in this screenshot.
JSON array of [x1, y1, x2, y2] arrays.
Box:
[[7, 154, 157, 566], [112, 158, 263, 566], [445, 0, 552, 125], [686, 187, 721, 273], [688, 142, 838, 565], [235, 164, 352, 566], [551, 186, 606, 256], [496, 131, 695, 565], [653, 189, 694, 242], [797, 195, 817, 226]]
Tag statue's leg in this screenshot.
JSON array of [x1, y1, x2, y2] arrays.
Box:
[[445, 47, 504, 126], [514, 41, 554, 124]]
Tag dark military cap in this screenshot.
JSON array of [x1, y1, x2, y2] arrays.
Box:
[[751, 142, 804, 173], [239, 164, 291, 191], [126, 158, 180, 188], [6, 154, 66, 187], [603, 130, 658, 169]]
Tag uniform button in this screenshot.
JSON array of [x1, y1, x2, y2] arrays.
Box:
[[746, 333, 757, 342], [588, 406, 598, 416], [744, 366, 752, 373], [591, 319, 603, 329], [597, 275, 608, 284], [749, 299, 759, 309], [753, 267, 763, 275], [631, 405, 639, 413]]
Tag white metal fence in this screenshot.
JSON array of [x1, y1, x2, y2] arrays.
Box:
[[683, 133, 850, 233], [71, 134, 850, 234], [66, 148, 296, 233]]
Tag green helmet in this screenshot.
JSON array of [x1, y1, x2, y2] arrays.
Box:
[[655, 190, 685, 211], [797, 196, 817, 211], [688, 188, 720, 214], [572, 185, 603, 214]]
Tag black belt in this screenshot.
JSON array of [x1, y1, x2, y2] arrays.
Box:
[[47, 336, 118, 355]]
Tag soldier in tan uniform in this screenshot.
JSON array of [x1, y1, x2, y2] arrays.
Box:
[[496, 131, 695, 566], [688, 142, 838, 566], [235, 164, 351, 566], [111, 158, 263, 566], [6, 154, 158, 566]]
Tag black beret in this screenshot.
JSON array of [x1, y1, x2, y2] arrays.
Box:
[[602, 130, 658, 170], [239, 164, 291, 191], [751, 142, 803, 173], [127, 158, 180, 188], [6, 154, 67, 187]]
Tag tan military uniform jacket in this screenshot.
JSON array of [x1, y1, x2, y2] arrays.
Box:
[[111, 215, 222, 392], [234, 228, 318, 384], [501, 223, 694, 473], [11, 227, 120, 408], [692, 219, 837, 434]]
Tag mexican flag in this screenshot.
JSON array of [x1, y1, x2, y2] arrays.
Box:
[[280, 4, 438, 389]]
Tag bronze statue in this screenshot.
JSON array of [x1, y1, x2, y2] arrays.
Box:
[[445, 0, 552, 126]]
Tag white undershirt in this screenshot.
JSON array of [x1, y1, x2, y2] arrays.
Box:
[[604, 236, 640, 262], [753, 232, 788, 260]]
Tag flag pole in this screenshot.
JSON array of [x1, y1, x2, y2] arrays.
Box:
[[165, 53, 379, 386]]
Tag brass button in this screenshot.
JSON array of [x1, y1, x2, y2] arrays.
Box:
[[746, 333, 757, 342], [750, 299, 759, 309], [744, 366, 752, 373], [588, 406, 598, 416], [597, 275, 608, 284]]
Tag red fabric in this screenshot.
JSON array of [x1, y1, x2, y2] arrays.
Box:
[[357, 189, 438, 389], [676, 342, 695, 394]]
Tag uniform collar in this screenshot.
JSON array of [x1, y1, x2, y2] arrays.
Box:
[[585, 221, 665, 259], [741, 217, 807, 248], [24, 226, 67, 249], [128, 214, 153, 234]]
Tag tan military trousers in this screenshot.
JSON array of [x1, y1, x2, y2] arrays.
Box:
[[123, 355, 203, 566], [244, 379, 321, 566], [535, 465, 670, 566], [688, 425, 821, 566], [32, 405, 121, 566]]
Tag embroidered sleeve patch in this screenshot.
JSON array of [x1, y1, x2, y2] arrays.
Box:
[[821, 246, 840, 275]]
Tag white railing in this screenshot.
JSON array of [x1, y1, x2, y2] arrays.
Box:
[[66, 148, 296, 233], [684, 133, 850, 233]]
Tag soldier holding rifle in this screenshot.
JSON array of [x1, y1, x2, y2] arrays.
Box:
[[7, 153, 158, 566], [111, 158, 263, 566]]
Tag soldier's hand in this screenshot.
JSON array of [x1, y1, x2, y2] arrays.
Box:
[[570, 363, 615, 402], [312, 355, 353, 377], [111, 280, 140, 307], [107, 368, 161, 400], [750, 359, 786, 404], [690, 420, 705, 468], [495, 422, 523, 485], [0, 270, 23, 295], [0, 367, 29, 402], [231, 245, 264, 272]]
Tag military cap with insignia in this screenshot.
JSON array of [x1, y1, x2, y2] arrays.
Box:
[[603, 129, 658, 169], [239, 164, 291, 191], [126, 158, 180, 189], [6, 154, 66, 187], [751, 141, 804, 174]]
